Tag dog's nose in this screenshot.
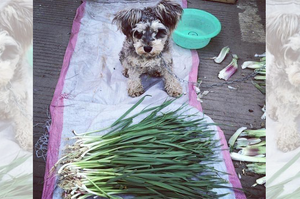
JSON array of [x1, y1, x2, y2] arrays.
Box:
[[144, 46, 152, 53]]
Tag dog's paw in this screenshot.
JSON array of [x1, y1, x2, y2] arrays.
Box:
[[122, 69, 129, 78], [128, 89, 144, 97], [165, 85, 182, 98], [165, 79, 182, 98], [277, 127, 300, 152], [128, 85, 144, 97], [167, 89, 182, 98]]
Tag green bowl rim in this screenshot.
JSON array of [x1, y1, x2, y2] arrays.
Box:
[[173, 8, 221, 40]]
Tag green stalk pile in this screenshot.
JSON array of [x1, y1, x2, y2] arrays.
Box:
[[56, 96, 231, 199], [229, 127, 266, 186], [0, 154, 32, 199]]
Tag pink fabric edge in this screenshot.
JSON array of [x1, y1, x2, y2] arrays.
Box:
[[187, 50, 246, 199], [42, 2, 86, 199], [217, 127, 246, 199], [188, 50, 202, 112], [182, 1, 245, 198]]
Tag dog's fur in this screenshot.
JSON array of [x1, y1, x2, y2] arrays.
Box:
[[0, 0, 33, 151], [113, 0, 183, 97], [267, 13, 300, 152]]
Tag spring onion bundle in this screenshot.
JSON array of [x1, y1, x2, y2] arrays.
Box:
[[229, 128, 266, 185], [55, 96, 231, 199]]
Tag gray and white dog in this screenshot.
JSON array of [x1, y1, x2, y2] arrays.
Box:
[[113, 0, 183, 97]]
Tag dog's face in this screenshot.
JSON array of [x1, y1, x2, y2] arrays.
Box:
[[267, 13, 300, 86], [113, 0, 182, 57], [132, 20, 168, 57]]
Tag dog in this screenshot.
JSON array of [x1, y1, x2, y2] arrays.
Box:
[[113, 0, 183, 97], [266, 13, 300, 152], [0, 0, 33, 151]]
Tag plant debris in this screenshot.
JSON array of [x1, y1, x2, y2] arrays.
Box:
[[229, 128, 266, 186], [212, 46, 230, 64], [218, 54, 239, 81]]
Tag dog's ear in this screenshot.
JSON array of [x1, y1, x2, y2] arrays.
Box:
[[113, 9, 142, 38], [0, 0, 32, 51], [155, 0, 183, 32]]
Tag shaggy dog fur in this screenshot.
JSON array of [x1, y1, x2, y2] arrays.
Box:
[[0, 0, 32, 151], [113, 0, 183, 97], [267, 13, 300, 152]]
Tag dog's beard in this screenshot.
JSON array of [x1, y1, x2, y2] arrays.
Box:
[[133, 40, 146, 56], [151, 39, 165, 55], [133, 38, 166, 57]]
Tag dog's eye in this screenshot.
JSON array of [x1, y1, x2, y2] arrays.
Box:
[[155, 29, 167, 39], [133, 31, 143, 39]]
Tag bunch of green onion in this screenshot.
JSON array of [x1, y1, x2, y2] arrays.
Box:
[[55, 96, 231, 199], [0, 154, 32, 199], [229, 127, 266, 186]]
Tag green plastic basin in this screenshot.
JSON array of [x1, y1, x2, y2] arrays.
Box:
[[173, 9, 221, 49]]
